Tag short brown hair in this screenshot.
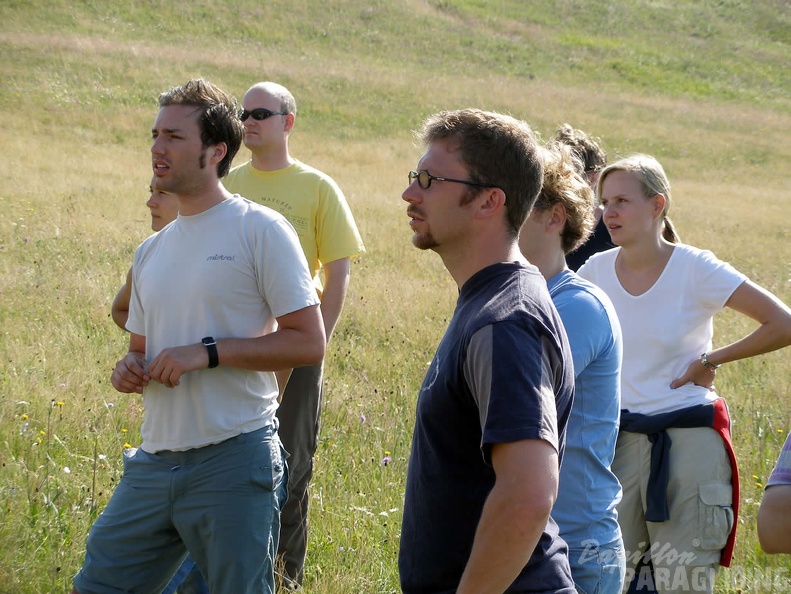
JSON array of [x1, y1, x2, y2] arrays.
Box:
[[420, 109, 544, 237], [158, 78, 243, 178]]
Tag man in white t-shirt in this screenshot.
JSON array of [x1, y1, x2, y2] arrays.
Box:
[[72, 78, 325, 594]]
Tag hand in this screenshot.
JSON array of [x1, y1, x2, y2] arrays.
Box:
[[111, 352, 150, 394], [148, 343, 208, 388], [670, 358, 716, 391]]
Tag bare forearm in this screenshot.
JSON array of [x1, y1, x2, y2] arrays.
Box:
[[319, 258, 350, 342], [146, 305, 325, 388], [217, 331, 323, 371], [457, 440, 558, 594], [457, 485, 550, 594], [711, 281, 791, 367]]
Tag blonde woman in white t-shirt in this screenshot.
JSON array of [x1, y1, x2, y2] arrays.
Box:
[[578, 154, 791, 594]]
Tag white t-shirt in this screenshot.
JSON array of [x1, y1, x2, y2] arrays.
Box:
[[578, 244, 746, 415], [127, 196, 319, 452]]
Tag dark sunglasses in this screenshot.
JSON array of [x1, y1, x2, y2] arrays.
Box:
[[240, 108, 287, 122], [408, 170, 493, 190]]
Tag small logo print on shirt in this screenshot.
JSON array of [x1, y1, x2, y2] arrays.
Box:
[[206, 254, 236, 261]]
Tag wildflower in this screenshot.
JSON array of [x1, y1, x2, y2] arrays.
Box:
[[63, 467, 71, 474], [382, 451, 392, 466], [60, 383, 67, 389], [98, 454, 106, 461], [39, 430, 46, 436], [56, 401, 64, 407], [756, 482, 764, 488], [21, 414, 28, 420], [23, 238, 29, 243], [123, 443, 132, 449], [121, 428, 129, 434], [360, 413, 366, 424]]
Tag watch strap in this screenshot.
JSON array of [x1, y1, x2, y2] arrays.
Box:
[[202, 336, 219, 369]]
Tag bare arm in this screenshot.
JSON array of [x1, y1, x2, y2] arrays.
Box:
[[148, 304, 326, 388], [758, 485, 791, 554], [671, 280, 791, 389], [319, 257, 351, 343], [457, 439, 559, 594], [110, 266, 133, 331]]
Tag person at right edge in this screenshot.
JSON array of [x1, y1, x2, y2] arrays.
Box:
[[578, 154, 791, 593]]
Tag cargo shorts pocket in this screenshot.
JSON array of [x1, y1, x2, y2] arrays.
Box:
[[696, 481, 733, 551]]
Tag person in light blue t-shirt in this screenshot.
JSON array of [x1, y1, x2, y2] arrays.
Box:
[[520, 143, 625, 594]]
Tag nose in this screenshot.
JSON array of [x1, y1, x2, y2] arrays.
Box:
[[147, 193, 159, 209], [402, 180, 421, 204], [151, 135, 164, 155]]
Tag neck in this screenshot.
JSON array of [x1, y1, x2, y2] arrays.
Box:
[[177, 180, 230, 216], [528, 248, 567, 281], [250, 146, 292, 172], [618, 235, 674, 270], [442, 238, 525, 289]]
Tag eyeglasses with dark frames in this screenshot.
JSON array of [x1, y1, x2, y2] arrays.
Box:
[[240, 108, 288, 122], [408, 170, 493, 190]]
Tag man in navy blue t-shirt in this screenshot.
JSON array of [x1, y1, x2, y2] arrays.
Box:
[[399, 109, 576, 594]]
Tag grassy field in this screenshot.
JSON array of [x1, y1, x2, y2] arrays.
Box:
[[1, 0, 790, 592]]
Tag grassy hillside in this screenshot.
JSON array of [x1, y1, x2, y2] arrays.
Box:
[[1, 0, 790, 592]]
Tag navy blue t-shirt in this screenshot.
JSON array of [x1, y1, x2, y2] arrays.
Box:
[[399, 262, 576, 594]]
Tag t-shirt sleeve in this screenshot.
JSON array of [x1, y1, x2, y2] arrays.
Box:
[[257, 216, 321, 318], [691, 248, 747, 311], [464, 321, 560, 465], [126, 240, 150, 337], [767, 432, 791, 488], [553, 289, 612, 379], [316, 177, 365, 264]]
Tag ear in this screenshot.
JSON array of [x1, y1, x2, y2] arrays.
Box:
[[545, 202, 567, 233], [284, 112, 296, 133], [210, 142, 228, 165], [473, 187, 507, 220], [652, 193, 666, 219]]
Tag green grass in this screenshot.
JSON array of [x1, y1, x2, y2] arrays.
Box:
[[1, 0, 790, 591]]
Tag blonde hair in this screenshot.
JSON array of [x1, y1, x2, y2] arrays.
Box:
[[536, 144, 596, 254], [597, 154, 680, 243]]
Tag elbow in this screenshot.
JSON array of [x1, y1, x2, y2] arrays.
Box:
[[305, 340, 326, 366], [757, 487, 791, 554], [301, 327, 327, 367], [512, 494, 554, 534]]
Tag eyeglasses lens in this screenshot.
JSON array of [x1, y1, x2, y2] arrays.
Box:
[[241, 108, 280, 122], [408, 171, 432, 189]]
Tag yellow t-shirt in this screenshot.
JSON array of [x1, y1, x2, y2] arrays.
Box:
[[224, 160, 365, 290]]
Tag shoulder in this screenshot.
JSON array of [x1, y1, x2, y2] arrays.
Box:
[[225, 160, 252, 179], [226, 195, 291, 227], [672, 243, 745, 277], [551, 271, 618, 328], [292, 160, 345, 194], [577, 246, 618, 278]]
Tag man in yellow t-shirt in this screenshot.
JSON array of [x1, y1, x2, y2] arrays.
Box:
[[224, 81, 365, 590]]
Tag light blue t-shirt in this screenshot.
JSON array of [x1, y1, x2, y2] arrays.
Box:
[[548, 269, 623, 547]]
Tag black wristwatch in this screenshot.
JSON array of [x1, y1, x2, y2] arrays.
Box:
[[202, 336, 219, 369]]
